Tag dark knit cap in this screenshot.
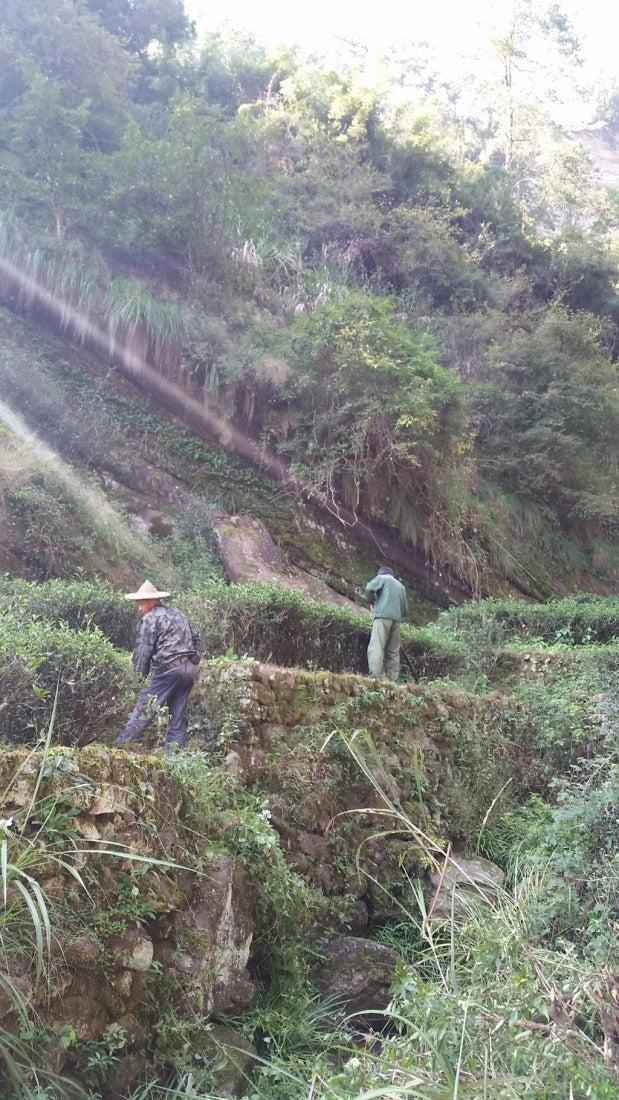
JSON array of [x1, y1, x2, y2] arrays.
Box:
[[377, 566, 394, 576]]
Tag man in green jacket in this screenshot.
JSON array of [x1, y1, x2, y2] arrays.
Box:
[[365, 566, 408, 680]]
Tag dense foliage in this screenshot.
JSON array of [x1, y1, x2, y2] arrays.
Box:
[[0, 0, 616, 595], [0, 576, 617, 1096], [0, 597, 134, 745], [0, 4, 617, 1088]]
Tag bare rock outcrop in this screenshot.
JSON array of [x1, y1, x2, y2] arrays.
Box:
[[314, 936, 400, 1019], [214, 512, 359, 608], [427, 854, 506, 917]]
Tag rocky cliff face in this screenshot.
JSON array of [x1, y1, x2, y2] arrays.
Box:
[[0, 745, 258, 1095]]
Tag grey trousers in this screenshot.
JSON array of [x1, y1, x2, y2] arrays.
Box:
[[367, 618, 401, 680], [116, 658, 198, 753]]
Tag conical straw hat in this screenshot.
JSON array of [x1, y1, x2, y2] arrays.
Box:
[[124, 580, 171, 600]]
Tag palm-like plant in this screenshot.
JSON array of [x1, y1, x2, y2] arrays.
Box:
[[103, 278, 189, 374]]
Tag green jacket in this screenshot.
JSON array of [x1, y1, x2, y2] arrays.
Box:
[[365, 573, 408, 621]]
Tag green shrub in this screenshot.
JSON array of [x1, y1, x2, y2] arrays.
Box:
[[0, 576, 137, 649], [182, 580, 463, 677], [487, 746, 619, 958], [0, 611, 133, 746], [441, 594, 619, 647]]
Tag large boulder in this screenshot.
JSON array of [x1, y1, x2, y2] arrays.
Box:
[[157, 854, 255, 1015], [202, 1023, 257, 1098], [313, 936, 400, 1019], [427, 854, 505, 917], [214, 513, 357, 608]]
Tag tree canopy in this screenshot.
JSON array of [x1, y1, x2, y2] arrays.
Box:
[[0, 0, 616, 595]]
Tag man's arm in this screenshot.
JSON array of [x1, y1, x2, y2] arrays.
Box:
[[365, 576, 383, 602], [132, 615, 157, 676]]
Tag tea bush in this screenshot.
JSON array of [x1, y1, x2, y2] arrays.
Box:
[[0, 576, 137, 649], [0, 576, 463, 677], [183, 581, 464, 677], [441, 594, 619, 647], [0, 610, 133, 745]]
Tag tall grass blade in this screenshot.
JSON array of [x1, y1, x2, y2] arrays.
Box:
[[23, 681, 59, 827], [1, 837, 7, 909], [13, 876, 49, 986], [452, 995, 470, 1099]]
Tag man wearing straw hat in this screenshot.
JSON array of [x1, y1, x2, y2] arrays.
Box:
[[116, 580, 201, 754]]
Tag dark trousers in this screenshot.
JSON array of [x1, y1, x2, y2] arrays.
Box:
[[116, 659, 197, 753]]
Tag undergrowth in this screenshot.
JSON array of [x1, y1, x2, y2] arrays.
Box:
[[0, 579, 616, 1097]]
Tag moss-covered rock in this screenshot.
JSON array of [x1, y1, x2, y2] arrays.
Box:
[[0, 648, 605, 1093]]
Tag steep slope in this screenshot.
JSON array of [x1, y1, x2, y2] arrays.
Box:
[[0, 307, 461, 617], [0, 1, 617, 602], [0, 580, 616, 1096]]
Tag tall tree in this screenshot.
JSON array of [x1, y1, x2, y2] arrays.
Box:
[[85, 0, 192, 55], [472, 0, 582, 169], [0, 0, 132, 231]]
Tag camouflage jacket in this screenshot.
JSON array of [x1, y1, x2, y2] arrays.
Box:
[[132, 604, 201, 676]]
